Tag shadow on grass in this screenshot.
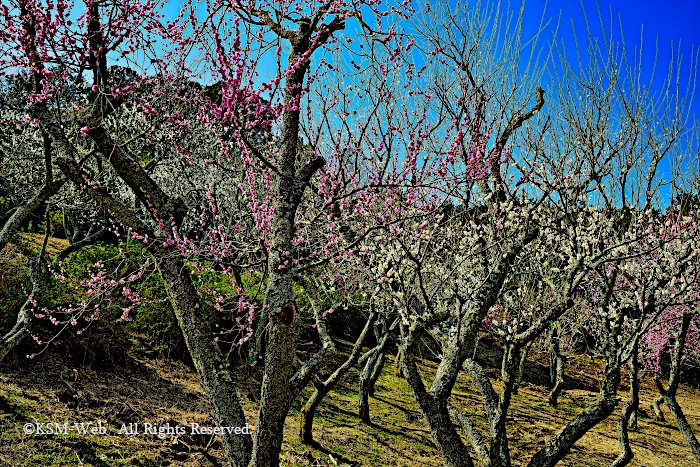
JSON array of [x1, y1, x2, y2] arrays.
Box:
[[306, 440, 361, 466]]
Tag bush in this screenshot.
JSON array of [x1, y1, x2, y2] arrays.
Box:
[[25, 241, 183, 366]]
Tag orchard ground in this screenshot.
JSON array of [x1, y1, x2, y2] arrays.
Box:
[[1, 335, 698, 467]]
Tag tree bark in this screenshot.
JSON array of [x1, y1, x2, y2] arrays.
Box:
[[527, 348, 621, 467], [611, 342, 639, 467], [513, 341, 532, 395], [368, 350, 385, 396], [449, 403, 491, 466], [488, 345, 521, 467], [359, 322, 390, 424], [0, 257, 46, 361], [300, 312, 376, 443], [548, 326, 566, 407], [653, 396, 666, 421], [400, 333, 475, 467], [157, 254, 253, 467], [0, 181, 63, 253], [654, 312, 700, 463], [249, 270, 298, 467]]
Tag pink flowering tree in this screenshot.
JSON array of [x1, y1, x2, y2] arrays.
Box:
[[634, 200, 700, 463], [0, 0, 482, 465], [1, 0, 258, 464]]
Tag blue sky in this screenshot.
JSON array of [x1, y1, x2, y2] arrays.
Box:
[[517, 0, 700, 114]]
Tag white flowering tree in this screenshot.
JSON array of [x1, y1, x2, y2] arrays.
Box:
[[357, 2, 700, 467]]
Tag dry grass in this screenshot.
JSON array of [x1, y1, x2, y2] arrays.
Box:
[[1, 339, 699, 466], [7, 233, 70, 259]]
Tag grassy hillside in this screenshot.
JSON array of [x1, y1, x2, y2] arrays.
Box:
[[1, 338, 699, 467]]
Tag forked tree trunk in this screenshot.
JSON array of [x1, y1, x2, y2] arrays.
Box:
[[300, 312, 376, 444], [653, 313, 700, 463], [249, 27, 331, 461], [401, 335, 475, 467], [359, 323, 390, 424], [488, 344, 522, 467]]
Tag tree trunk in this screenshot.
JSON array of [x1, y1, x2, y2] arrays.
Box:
[[629, 372, 644, 431], [653, 396, 666, 421], [0, 182, 63, 253], [157, 254, 253, 467], [548, 326, 566, 407], [248, 27, 322, 463], [488, 345, 521, 467], [611, 342, 639, 467], [249, 270, 297, 467], [368, 351, 385, 396], [248, 307, 269, 364], [513, 341, 532, 395], [0, 258, 46, 361], [654, 313, 700, 463], [400, 335, 475, 467], [394, 348, 403, 377], [300, 383, 328, 445], [300, 312, 375, 444], [0, 128, 62, 360], [527, 348, 621, 467], [359, 325, 390, 424], [358, 358, 374, 424], [661, 395, 700, 462]]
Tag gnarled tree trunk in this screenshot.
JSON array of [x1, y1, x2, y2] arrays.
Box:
[[300, 312, 376, 443], [611, 341, 639, 467], [359, 320, 390, 424], [653, 312, 700, 463], [527, 346, 621, 467]]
